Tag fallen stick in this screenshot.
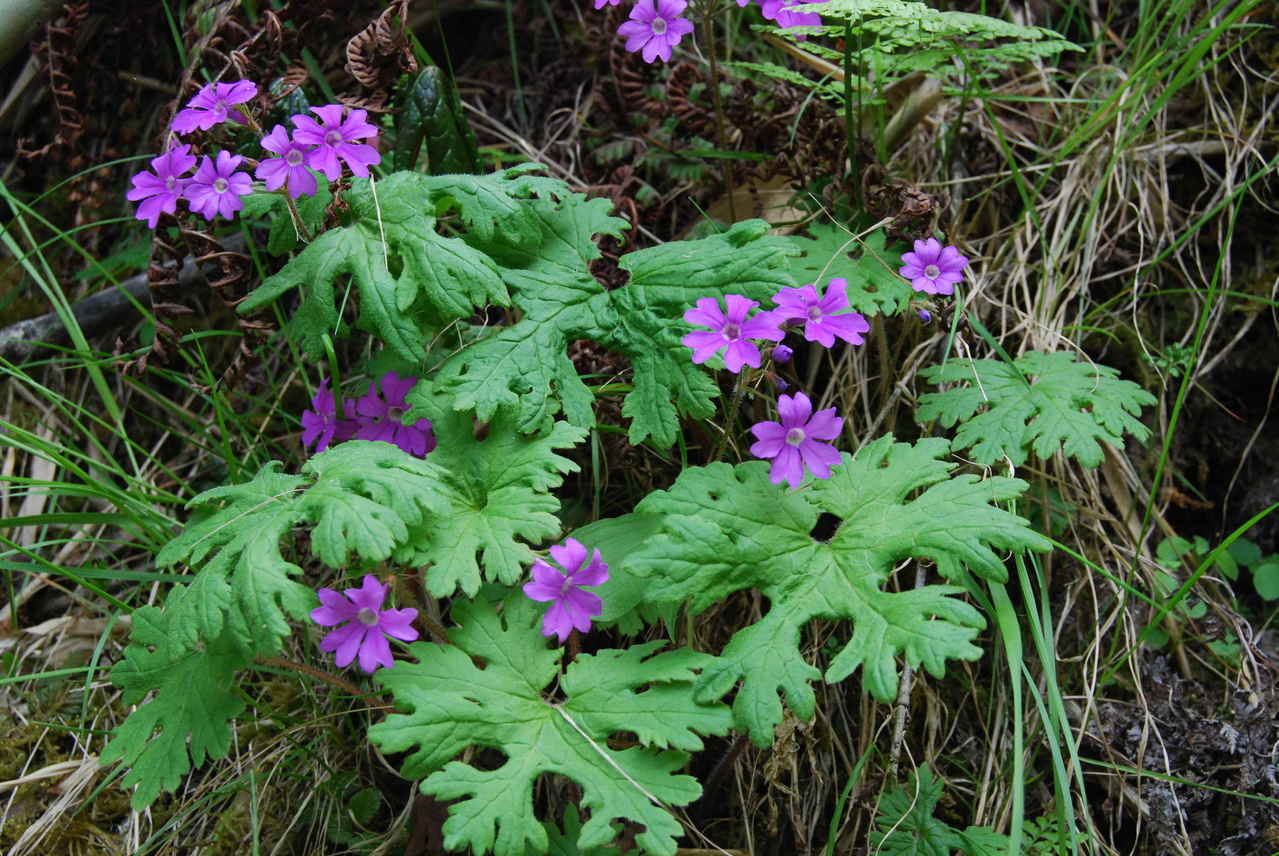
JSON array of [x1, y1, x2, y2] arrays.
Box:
[[0, 233, 246, 363]]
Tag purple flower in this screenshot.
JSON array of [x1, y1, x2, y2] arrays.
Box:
[[126, 144, 196, 228], [918, 308, 933, 323], [760, 0, 824, 32], [354, 371, 436, 458], [771, 278, 871, 348], [773, 344, 794, 363], [183, 150, 253, 221], [749, 391, 843, 489], [291, 104, 381, 181], [301, 380, 357, 454], [171, 80, 258, 135], [617, 0, 695, 63], [682, 294, 784, 374], [522, 538, 609, 643], [899, 238, 968, 295], [595, 0, 621, 7], [256, 124, 318, 199], [311, 575, 419, 673]]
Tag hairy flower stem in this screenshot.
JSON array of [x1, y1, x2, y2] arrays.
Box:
[[259, 655, 391, 708], [874, 314, 894, 434], [701, 12, 736, 222], [394, 576, 451, 645], [711, 369, 750, 462]]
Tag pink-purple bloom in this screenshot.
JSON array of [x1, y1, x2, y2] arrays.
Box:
[[354, 371, 436, 458], [760, 0, 823, 31], [171, 80, 258, 135], [749, 391, 843, 489], [291, 104, 381, 181], [773, 344, 794, 363], [737, 0, 824, 34], [682, 294, 784, 373], [301, 380, 356, 454], [311, 575, 418, 673], [899, 238, 969, 295], [771, 278, 870, 348], [618, 0, 695, 63], [126, 144, 196, 228], [183, 150, 253, 221], [256, 124, 318, 199], [522, 538, 609, 643]]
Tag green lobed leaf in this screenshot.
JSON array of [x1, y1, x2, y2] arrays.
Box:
[[626, 436, 1049, 744], [438, 212, 795, 445], [100, 585, 261, 810], [156, 462, 309, 650], [399, 385, 587, 597], [916, 350, 1157, 468], [158, 443, 447, 651], [870, 764, 966, 856], [239, 171, 528, 361], [536, 805, 621, 856], [369, 597, 733, 856], [577, 512, 677, 634]]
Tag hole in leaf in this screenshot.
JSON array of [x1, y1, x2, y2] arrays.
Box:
[[808, 512, 841, 542]]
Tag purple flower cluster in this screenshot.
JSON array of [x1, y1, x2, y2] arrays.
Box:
[[126, 79, 381, 227], [681, 278, 869, 373], [301, 371, 436, 459], [596, 0, 825, 64], [680, 278, 863, 488]]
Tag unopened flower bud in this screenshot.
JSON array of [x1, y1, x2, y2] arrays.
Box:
[[773, 344, 793, 364]]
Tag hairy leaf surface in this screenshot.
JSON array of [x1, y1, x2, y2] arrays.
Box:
[[101, 585, 261, 810], [369, 597, 732, 856], [398, 389, 587, 596], [158, 443, 443, 651], [917, 350, 1156, 467], [626, 436, 1049, 743]]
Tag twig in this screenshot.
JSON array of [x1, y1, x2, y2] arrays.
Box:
[[0, 233, 246, 362], [887, 563, 927, 780]]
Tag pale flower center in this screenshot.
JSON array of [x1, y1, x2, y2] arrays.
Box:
[[285, 148, 305, 166], [356, 607, 379, 626], [924, 264, 941, 279], [325, 129, 343, 146], [213, 100, 228, 118], [213, 177, 228, 194], [786, 427, 806, 446], [559, 574, 574, 596], [164, 175, 178, 191], [722, 322, 741, 340], [651, 17, 668, 35], [807, 305, 822, 321]]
